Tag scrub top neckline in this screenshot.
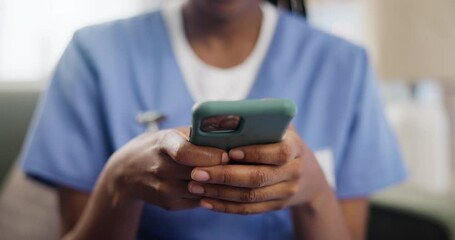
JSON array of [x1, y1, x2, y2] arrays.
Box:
[[155, 9, 287, 104]]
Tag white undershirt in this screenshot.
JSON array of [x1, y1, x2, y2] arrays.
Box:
[[162, 1, 278, 103]]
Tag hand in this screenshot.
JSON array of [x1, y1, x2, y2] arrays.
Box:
[[187, 128, 329, 215], [103, 128, 229, 211]]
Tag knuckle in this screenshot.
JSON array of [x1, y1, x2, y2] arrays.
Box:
[[212, 186, 222, 198], [278, 143, 293, 164], [219, 205, 229, 214], [248, 148, 261, 161], [240, 190, 259, 202], [155, 182, 167, 194], [250, 170, 268, 187], [156, 131, 169, 151], [238, 206, 253, 215], [155, 182, 174, 196], [290, 160, 303, 179], [287, 182, 299, 197], [148, 144, 161, 156], [158, 130, 178, 153], [151, 165, 166, 179], [146, 164, 159, 175], [273, 201, 286, 211], [221, 170, 233, 185], [203, 150, 216, 161], [174, 146, 187, 164]]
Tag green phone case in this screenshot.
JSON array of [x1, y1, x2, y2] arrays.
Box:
[[189, 99, 297, 150]]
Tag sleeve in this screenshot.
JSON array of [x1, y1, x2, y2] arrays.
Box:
[[335, 50, 408, 199], [20, 31, 111, 192]]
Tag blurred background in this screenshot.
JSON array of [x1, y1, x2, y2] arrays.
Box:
[[1, 0, 455, 239]]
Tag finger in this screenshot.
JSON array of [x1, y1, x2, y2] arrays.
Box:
[[162, 198, 200, 211], [188, 180, 298, 203], [228, 131, 302, 165], [151, 156, 193, 180], [199, 198, 287, 215], [137, 180, 200, 200], [175, 126, 191, 138], [191, 163, 300, 187], [287, 123, 296, 131], [159, 130, 229, 167]]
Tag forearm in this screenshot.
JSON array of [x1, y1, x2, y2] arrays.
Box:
[[63, 168, 144, 240], [291, 184, 351, 240]]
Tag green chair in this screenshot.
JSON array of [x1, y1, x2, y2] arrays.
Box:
[[0, 86, 41, 189]]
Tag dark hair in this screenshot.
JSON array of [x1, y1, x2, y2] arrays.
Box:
[[267, 0, 307, 17]]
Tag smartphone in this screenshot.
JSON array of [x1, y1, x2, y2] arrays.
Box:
[[189, 99, 297, 150]]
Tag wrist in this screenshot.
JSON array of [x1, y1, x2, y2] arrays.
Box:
[[295, 181, 334, 215], [101, 158, 143, 208]]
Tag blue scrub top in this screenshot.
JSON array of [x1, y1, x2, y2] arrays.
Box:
[[21, 9, 406, 240]]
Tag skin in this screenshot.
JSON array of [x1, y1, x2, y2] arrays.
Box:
[[59, 1, 369, 239], [183, 0, 263, 68]]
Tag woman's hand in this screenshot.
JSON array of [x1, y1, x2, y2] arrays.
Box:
[[187, 128, 330, 215], [66, 128, 353, 240], [61, 128, 231, 240], [102, 129, 229, 211]]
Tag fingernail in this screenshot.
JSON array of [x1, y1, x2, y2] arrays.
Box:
[[229, 150, 244, 160], [189, 183, 205, 194], [221, 152, 230, 163], [192, 169, 210, 181], [200, 201, 213, 209]]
